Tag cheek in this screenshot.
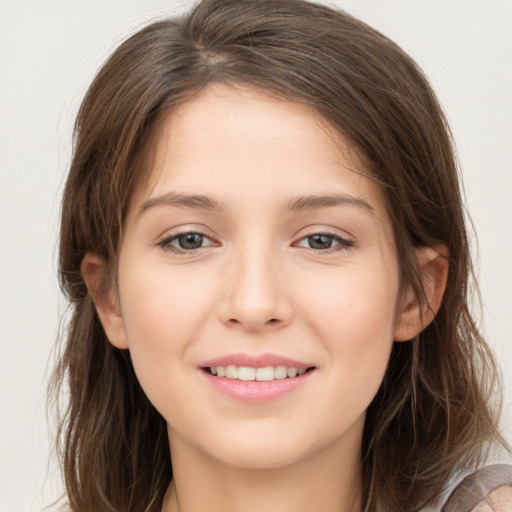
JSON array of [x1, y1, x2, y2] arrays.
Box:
[[307, 262, 398, 340], [304, 265, 398, 402], [120, 261, 214, 342], [117, 262, 215, 409]]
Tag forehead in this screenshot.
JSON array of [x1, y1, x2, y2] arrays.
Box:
[[131, 83, 386, 219]]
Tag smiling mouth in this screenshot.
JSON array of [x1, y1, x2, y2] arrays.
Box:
[[202, 365, 316, 381]]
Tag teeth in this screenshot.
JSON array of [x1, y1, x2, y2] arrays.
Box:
[[256, 366, 274, 381], [238, 366, 256, 381], [208, 365, 310, 381], [226, 365, 238, 379], [274, 365, 288, 380], [287, 367, 298, 378]]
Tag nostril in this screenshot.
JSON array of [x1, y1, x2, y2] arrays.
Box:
[[225, 314, 286, 331]]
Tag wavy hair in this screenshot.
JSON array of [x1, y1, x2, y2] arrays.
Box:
[[49, 0, 505, 510]]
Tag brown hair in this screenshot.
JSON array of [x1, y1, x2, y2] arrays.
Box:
[[50, 0, 506, 510]]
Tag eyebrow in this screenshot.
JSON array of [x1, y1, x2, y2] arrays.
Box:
[[284, 193, 375, 213], [139, 191, 374, 216], [139, 192, 226, 215]]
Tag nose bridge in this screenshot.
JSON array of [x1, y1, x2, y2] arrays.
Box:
[[220, 236, 291, 331]]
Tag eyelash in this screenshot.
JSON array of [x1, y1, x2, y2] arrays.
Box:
[[296, 232, 354, 253], [157, 231, 215, 254], [156, 231, 354, 255]]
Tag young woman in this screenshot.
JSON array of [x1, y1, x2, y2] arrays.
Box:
[[50, 0, 511, 510]]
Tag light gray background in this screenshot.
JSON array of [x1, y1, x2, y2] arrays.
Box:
[[0, 1, 510, 510]]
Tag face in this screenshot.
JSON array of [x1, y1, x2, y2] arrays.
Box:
[[107, 84, 405, 470]]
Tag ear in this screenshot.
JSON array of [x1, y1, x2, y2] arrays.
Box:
[[394, 245, 449, 342], [81, 252, 129, 349]]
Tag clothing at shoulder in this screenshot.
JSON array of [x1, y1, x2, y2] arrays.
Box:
[[443, 464, 512, 512], [471, 486, 512, 512]]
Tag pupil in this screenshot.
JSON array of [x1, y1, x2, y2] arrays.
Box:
[[309, 234, 333, 249], [179, 233, 203, 249]]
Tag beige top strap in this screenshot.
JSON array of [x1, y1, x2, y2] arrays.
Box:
[[442, 464, 512, 512]]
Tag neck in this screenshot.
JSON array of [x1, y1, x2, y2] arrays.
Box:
[[162, 428, 363, 512]]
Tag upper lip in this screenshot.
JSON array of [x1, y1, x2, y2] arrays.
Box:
[[199, 352, 314, 370]]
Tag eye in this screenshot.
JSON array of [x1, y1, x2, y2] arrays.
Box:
[[296, 233, 353, 252], [157, 231, 216, 253]]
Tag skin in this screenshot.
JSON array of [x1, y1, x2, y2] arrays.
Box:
[[83, 84, 448, 512], [473, 487, 512, 511]]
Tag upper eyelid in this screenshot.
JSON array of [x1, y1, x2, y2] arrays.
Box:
[[159, 230, 216, 245], [293, 228, 354, 243], [294, 232, 354, 249], [157, 225, 216, 241], [290, 219, 356, 238], [296, 232, 351, 241], [157, 228, 351, 240], [157, 230, 353, 252]]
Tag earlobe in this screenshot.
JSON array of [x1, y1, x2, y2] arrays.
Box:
[[81, 252, 129, 349], [394, 245, 449, 342]]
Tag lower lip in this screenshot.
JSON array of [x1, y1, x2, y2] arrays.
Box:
[[202, 370, 314, 403]]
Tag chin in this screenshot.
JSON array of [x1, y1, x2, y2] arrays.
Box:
[[213, 443, 308, 471], [199, 423, 325, 470]]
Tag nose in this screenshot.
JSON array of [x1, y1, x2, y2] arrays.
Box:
[[219, 246, 293, 332]]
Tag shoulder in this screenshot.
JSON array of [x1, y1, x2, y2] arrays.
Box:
[[471, 485, 512, 511], [443, 464, 512, 512]]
